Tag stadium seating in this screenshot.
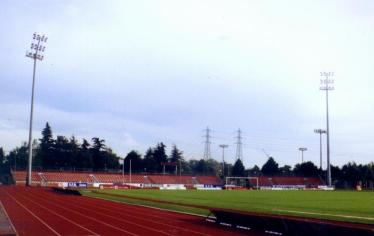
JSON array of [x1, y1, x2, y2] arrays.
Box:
[[42, 172, 92, 183], [12, 171, 42, 183], [196, 176, 222, 185], [251, 177, 272, 187], [148, 175, 179, 184], [94, 173, 124, 183], [11, 171, 322, 188], [249, 176, 323, 188]]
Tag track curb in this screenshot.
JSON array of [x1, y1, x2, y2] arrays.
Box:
[[0, 201, 18, 236]]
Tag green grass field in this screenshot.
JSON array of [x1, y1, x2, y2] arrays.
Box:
[[81, 189, 374, 225]]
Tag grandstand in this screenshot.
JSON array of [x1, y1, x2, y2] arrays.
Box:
[[12, 171, 323, 189], [246, 176, 324, 189], [11, 171, 223, 188]]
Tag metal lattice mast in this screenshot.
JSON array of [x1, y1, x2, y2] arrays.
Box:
[[320, 71, 334, 187], [25, 33, 47, 186], [235, 129, 243, 162], [203, 127, 212, 160]]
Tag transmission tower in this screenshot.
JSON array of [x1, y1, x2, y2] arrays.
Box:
[[203, 127, 212, 160], [235, 129, 243, 162]]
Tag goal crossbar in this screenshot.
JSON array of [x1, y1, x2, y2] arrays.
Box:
[[225, 177, 259, 189]]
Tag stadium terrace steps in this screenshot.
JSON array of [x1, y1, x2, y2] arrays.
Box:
[[11, 171, 41, 183], [11, 171, 222, 186], [143, 176, 152, 184], [249, 176, 323, 188], [11, 171, 322, 187], [148, 175, 179, 184], [196, 176, 223, 185]]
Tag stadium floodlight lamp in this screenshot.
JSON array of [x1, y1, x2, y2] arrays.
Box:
[[314, 129, 326, 134], [298, 147, 307, 163], [25, 32, 47, 186]]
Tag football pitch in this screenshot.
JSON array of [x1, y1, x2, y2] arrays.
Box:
[[82, 189, 374, 225]]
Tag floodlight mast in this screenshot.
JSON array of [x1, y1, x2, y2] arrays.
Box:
[[314, 129, 326, 170], [320, 72, 334, 187], [25, 33, 47, 186], [298, 147, 307, 163]]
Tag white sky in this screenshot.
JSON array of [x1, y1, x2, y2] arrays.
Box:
[[1, 0, 374, 168]]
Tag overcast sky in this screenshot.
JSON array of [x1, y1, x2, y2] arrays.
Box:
[[1, 0, 373, 168]]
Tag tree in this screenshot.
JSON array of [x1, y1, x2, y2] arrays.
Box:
[[143, 148, 156, 173], [124, 151, 142, 172], [232, 159, 245, 176], [91, 137, 106, 170], [195, 159, 207, 175], [279, 165, 293, 176], [68, 136, 80, 169], [169, 144, 183, 163], [103, 148, 120, 170], [191, 159, 219, 176], [261, 157, 279, 176], [341, 162, 361, 188], [6, 142, 28, 170], [153, 143, 168, 172], [0, 147, 4, 165], [76, 139, 93, 169], [0, 147, 13, 184], [293, 161, 319, 177], [55, 136, 70, 168], [247, 165, 261, 176], [37, 122, 55, 168], [168, 144, 184, 173]]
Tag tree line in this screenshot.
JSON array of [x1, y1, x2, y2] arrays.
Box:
[[1, 122, 373, 188]]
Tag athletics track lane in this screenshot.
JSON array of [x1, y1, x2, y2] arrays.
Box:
[[0, 186, 265, 235]]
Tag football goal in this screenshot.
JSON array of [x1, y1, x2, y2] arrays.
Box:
[[225, 177, 259, 189]]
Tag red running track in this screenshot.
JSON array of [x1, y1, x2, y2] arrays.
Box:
[[0, 186, 265, 235]]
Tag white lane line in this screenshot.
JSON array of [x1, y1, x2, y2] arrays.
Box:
[[275, 209, 374, 221], [25, 192, 139, 236], [85, 194, 211, 217], [31, 193, 184, 236], [0, 201, 19, 236], [70, 195, 211, 236], [15, 193, 100, 236], [4, 191, 61, 236]]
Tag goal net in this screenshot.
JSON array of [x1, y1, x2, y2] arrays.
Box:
[[225, 177, 259, 189]]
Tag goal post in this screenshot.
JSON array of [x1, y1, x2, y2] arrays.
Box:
[[225, 177, 259, 189]]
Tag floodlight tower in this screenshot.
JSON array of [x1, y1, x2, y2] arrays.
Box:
[[219, 144, 228, 176], [298, 147, 307, 163], [320, 72, 334, 187], [314, 129, 326, 170], [25, 33, 47, 186]]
